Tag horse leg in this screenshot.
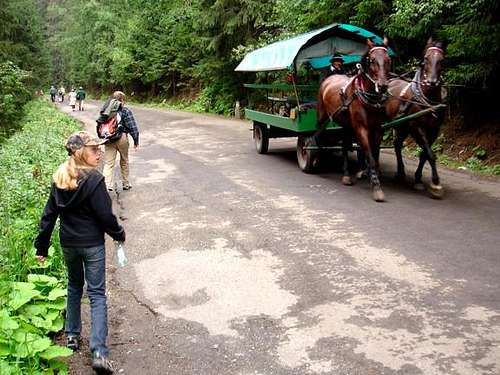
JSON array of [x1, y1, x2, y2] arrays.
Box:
[[394, 127, 409, 182], [424, 128, 443, 198], [357, 128, 385, 202], [342, 131, 353, 185], [412, 128, 434, 191], [371, 125, 383, 176], [355, 149, 368, 180]]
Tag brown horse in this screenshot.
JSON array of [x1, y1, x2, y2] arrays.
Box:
[[316, 38, 391, 202], [386, 38, 446, 198]]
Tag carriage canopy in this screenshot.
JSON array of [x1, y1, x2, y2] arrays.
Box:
[[235, 23, 394, 72]]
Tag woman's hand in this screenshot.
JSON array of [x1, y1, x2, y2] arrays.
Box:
[[35, 255, 46, 264]]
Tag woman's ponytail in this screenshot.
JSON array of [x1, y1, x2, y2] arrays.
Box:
[[53, 156, 80, 190]]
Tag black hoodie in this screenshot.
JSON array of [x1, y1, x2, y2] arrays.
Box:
[[35, 169, 125, 257]]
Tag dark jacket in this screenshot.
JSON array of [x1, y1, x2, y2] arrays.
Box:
[[35, 169, 125, 256], [321, 65, 346, 81]]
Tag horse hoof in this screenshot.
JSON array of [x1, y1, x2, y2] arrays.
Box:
[[429, 183, 444, 199], [373, 189, 385, 202], [413, 183, 425, 191], [342, 175, 353, 186], [356, 170, 367, 180]]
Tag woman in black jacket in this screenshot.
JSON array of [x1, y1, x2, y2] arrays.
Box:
[[35, 131, 124, 374]]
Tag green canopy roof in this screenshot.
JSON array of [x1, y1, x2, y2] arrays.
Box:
[[235, 23, 394, 72]]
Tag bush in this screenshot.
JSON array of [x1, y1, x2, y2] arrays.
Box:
[[0, 99, 80, 373]]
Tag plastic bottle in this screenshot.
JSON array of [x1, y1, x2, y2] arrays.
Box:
[[115, 241, 128, 267]]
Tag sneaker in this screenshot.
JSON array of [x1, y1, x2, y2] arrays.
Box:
[[66, 335, 80, 351], [122, 184, 132, 191], [92, 351, 114, 374]]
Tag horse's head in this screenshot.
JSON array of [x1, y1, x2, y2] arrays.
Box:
[[422, 38, 445, 87], [364, 37, 391, 94]]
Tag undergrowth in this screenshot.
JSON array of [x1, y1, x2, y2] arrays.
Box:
[[0, 99, 80, 374]]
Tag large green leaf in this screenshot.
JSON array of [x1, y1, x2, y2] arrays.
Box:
[[45, 310, 60, 322], [36, 299, 66, 311], [0, 310, 19, 330], [0, 359, 22, 375], [10, 282, 36, 292], [8, 288, 41, 310], [47, 287, 66, 301], [0, 342, 10, 357], [27, 274, 58, 287], [12, 332, 51, 357], [48, 358, 69, 375], [49, 315, 64, 332], [20, 304, 47, 318], [30, 316, 52, 330], [39, 345, 73, 360]]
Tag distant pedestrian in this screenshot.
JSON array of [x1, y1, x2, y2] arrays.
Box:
[[76, 86, 86, 111], [49, 85, 57, 102], [59, 85, 66, 102], [102, 91, 140, 192], [34, 131, 122, 374], [68, 88, 77, 111]]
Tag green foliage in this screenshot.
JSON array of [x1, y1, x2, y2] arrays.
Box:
[[0, 0, 50, 88], [472, 145, 487, 159], [0, 62, 31, 137], [36, 0, 500, 125], [0, 99, 80, 373]]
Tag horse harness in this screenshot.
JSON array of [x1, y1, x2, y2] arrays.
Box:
[[396, 68, 445, 118], [395, 46, 446, 117]]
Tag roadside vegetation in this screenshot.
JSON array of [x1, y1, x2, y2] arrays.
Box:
[[0, 100, 80, 374]]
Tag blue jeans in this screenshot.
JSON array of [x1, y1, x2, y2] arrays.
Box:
[[63, 245, 109, 356]]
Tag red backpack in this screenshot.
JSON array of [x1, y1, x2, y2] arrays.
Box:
[[96, 99, 123, 142]]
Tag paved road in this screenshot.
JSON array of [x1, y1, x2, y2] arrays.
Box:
[[59, 100, 500, 375]]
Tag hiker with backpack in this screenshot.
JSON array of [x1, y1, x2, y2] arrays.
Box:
[[97, 91, 139, 192], [76, 86, 86, 111], [49, 85, 57, 102], [35, 131, 124, 374]]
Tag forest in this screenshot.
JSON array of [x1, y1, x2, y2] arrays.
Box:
[[1, 0, 499, 159]]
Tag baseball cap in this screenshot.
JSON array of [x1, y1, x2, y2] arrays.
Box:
[[65, 131, 105, 155]]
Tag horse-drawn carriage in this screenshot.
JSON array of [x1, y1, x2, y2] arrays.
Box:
[[235, 23, 446, 201]]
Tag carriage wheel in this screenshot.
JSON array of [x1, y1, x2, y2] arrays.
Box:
[[297, 135, 319, 173], [253, 122, 269, 154]]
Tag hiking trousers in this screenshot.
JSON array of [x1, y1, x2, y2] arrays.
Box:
[[103, 133, 130, 190], [63, 245, 109, 356]]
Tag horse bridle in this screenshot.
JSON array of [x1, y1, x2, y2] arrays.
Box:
[[422, 46, 444, 86], [352, 46, 390, 107]]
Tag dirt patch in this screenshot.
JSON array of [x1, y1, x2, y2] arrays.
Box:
[[441, 116, 500, 166]]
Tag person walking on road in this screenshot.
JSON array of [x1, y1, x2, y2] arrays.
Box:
[[102, 91, 139, 192], [49, 85, 57, 102], [76, 86, 86, 111], [59, 85, 66, 102], [34, 131, 123, 374], [68, 88, 77, 111]]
